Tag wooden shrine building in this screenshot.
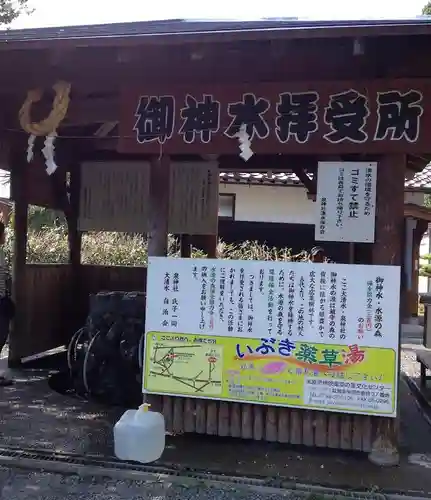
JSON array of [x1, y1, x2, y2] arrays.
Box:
[[1, 17, 431, 464]]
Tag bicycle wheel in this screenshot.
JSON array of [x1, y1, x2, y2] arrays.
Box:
[[82, 331, 102, 395], [67, 327, 85, 374]]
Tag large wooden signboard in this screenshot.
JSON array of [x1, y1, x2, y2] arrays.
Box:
[[168, 161, 219, 235], [79, 161, 150, 233], [119, 80, 429, 154], [143, 257, 401, 418]]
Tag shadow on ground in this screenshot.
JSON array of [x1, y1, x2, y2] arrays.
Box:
[[0, 368, 430, 496]]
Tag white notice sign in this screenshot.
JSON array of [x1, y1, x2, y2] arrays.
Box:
[[146, 258, 400, 349], [144, 258, 400, 417], [315, 161, 377, 243]]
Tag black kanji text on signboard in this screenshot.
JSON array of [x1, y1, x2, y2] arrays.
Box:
[[374, 90, 423, 143], [134, 95, 175, 144], [132, 89, 424, 145]]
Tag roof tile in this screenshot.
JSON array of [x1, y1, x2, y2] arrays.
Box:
[[220, 166, 431, 189], [405, 164, 431, 189]]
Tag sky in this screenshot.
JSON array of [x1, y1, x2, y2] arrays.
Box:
[[6, 0, 430, 30], [0, 0, 427, 198]]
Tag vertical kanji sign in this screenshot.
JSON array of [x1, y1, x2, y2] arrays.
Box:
[[143, 257, 400, 418], [315, 161, 377, 243]]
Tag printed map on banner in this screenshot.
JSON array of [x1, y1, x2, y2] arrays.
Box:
[[143, 258, 400, 417]]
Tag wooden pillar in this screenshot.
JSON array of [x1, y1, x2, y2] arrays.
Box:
[[67, 162, 83, 335], [9, 150, 28, 367], [180, 235, 192, 258], [411, 219, 429, 316], [148, 156, 170, 257], [201, 234, 218, 258], [147, 155, 170, 411], [68, 164, 82, 268], [403, 216, 417, 318], [368, 154, 405, 467]]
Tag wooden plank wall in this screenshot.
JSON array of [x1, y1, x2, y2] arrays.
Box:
[[21, 264, 73, 358], [82, 264, 147, 295], [147, 395, 377, 452], [20, 264, 147, 360]]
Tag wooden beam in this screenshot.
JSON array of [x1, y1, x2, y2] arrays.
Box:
[[93, 121, 118, 137], [1, 35, 431, 94], [65, 98, 119, 126], [218, 155, 318, 172], [291, 165, 317, 196], [148, 155, 170, 257], [1, 23, 431, 55], [8, 147, 28, 367]]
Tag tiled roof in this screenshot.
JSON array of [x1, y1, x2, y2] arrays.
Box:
[[219, 172, 303, 186], [1, 18, 431, 44], [220, 165, 431, 189], [405, 163, 431, 190]]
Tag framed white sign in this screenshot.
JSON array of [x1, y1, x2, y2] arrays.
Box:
[[315, 161, 377, 243]]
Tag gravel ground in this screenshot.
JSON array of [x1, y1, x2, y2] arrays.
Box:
[[0, 467, 311, 500], [0, 342, 422, 500]]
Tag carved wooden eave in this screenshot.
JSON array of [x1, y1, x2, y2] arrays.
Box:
[[1, 22, 431, 94], [404, 203, 431, 222], [291, 166, 317, 201]]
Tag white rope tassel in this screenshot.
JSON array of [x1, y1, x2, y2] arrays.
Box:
[[41, 132, 58, 175], [26, 134, 36, 163], [235, 124, 253, 162]]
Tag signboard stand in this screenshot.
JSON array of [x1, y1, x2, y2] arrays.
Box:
[[144, 257, 400, 419], [134, 153, 407, 464]]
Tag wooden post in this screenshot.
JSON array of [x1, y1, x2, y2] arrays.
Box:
[[368, 154, 405, 467], [8, 150, 28, 367], [147, 155, 170, 412], [68, 163, 82, 269], [201, 234, 218, 258], [148, 155, 170, 257], [67, 162, 83, 334], [411, 219, 428, 316], [180, 235, 192, 258]]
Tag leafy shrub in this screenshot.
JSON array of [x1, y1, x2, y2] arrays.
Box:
[[5, 227, 309, 267], [420, 253, 431, 278], [3, 206, 311, 267]]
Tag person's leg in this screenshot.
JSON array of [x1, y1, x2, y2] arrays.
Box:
[[0, 314, 12, 385]]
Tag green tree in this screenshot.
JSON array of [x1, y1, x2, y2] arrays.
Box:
[[423, 1, 431, 14], [0, 0, 32, 25], [420, 253, 431, 278], [27, 206, 66, 232]]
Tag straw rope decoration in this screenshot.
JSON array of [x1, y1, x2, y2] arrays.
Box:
[[19, 81, 71, 175]]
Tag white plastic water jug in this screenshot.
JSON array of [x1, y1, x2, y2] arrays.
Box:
[[114, 403, 165, 463]]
